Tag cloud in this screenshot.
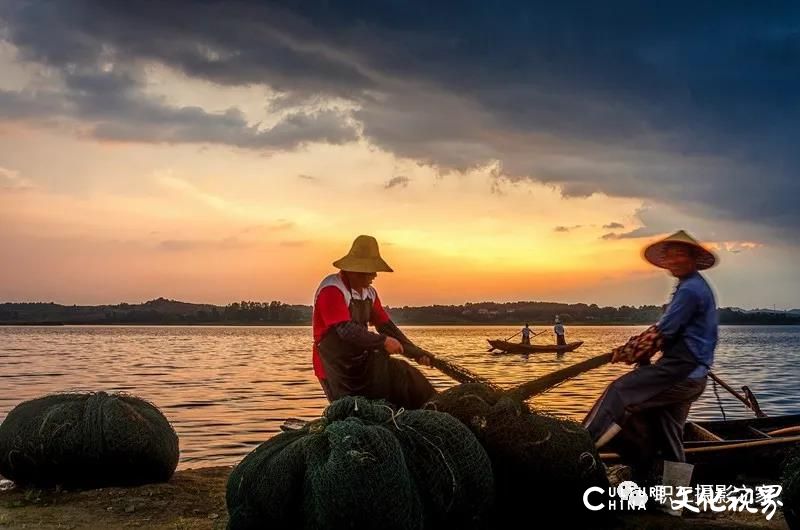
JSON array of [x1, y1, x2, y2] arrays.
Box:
[[554, 225, 582, 233], [157, 173, 234, 212], [600, 227, 656, 240], [601, 221, 693, 241], [385, 175, 410, 189], [0, 76, 358, 150], [156, 175, 304, 226], [158, 237, 246, 252], [93, 105, 358, 149], [279, 239, 309, 247], [1, 2, 800, 239], [239, 221, 295, 234], [603, 222, 625, 230], [712, 241, 762, 254], [0, 166, 33, 190], [269, 220, 295, 231], [297, 174, 318, 182]]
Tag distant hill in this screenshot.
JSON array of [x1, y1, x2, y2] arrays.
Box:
[[0, 298, 310, 325], [2, 298, 800, 325]]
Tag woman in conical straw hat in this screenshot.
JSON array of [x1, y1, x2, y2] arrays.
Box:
[[583, 230, 718, 489], [311, 235, 435, 409]]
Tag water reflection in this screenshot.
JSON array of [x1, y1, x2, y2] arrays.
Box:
[[1, 325, 797, 468]]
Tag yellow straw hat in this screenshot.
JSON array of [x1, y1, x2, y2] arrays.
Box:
[[333, 235, 394, 273], [643, 230, 717, 270]]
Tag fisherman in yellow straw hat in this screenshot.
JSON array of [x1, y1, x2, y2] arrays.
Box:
[[311, 235, 435, 408], [583, 230, 718, 494]]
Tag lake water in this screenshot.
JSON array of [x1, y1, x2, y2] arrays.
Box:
[[1, 325, 798, 469]]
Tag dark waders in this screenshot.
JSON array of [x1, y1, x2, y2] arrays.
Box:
[[582, 340, 706, 481], [317, 296, 435, 409]]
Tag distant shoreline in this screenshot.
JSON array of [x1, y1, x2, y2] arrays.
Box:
[[4, 298, 799, 326]]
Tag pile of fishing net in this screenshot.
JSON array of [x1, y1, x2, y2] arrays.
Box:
[[0, 392, 179, 488], [226, 396, 494, 530], [425, 383, 609, 524], [783, 448, 800, 529]]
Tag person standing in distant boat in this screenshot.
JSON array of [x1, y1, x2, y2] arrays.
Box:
[[553, 315, 566, 346], [520, 323, 533, 345]]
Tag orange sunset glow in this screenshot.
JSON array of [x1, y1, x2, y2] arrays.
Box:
[[0, 13, 798, 310]]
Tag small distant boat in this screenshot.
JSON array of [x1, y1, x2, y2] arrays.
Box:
[[487, 339, 584, 355], [600, 413, 800, 480]]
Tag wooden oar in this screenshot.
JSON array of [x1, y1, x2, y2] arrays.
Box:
[[506, 352, 613, 402], [503, 351, 769, 420], [487, 330, 521, 351], [707, 371, 767, 418], [411, 343, 603, 397], [766, 425, 800, 436]]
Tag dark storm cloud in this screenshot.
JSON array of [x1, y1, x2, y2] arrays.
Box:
[[2, 1, 799, 237]]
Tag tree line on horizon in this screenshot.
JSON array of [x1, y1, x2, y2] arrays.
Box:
[[1, 298, 799, 325]]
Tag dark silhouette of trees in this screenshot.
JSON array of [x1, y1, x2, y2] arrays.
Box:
[[0, 300, 797, 326]]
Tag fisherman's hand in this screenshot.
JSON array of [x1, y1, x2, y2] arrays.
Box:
[[611, 344, 631, 363], [637, 325, 663, 353], [611, 337, 639, 364], [416, 354, 432, 367], [612, 325, 662, 364], [384, 336, 404, 356]]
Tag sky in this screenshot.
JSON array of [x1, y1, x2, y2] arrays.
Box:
[[1, 1, 799, 309]]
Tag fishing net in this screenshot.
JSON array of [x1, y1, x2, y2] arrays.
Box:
[[0, 392, 179, 488], [226, 427, 310, 530], [390, 408, 494, 527], [324, 395, 395, 423], [783, 448, 800, 529], [403, 343, 501, 391], [226, 396, 494, 530], [305, 416, 421, 530], [425, 383, 608, 524]]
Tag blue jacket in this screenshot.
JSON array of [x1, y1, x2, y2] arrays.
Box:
[[657, 272, 718, 378]]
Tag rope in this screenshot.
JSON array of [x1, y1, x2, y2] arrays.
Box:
[[400, 342, 500, 390], [712, 379, 727, 421]]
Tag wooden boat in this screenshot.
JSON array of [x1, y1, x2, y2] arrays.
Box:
[[487, 339, 584, 354], [600, 413, 800, 480]]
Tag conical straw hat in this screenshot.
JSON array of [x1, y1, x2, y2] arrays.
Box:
[[333, 235, 394, 273], [643, 230, 717, 270]]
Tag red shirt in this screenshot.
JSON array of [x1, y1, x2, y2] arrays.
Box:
[[312, 272, 390, 379]]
